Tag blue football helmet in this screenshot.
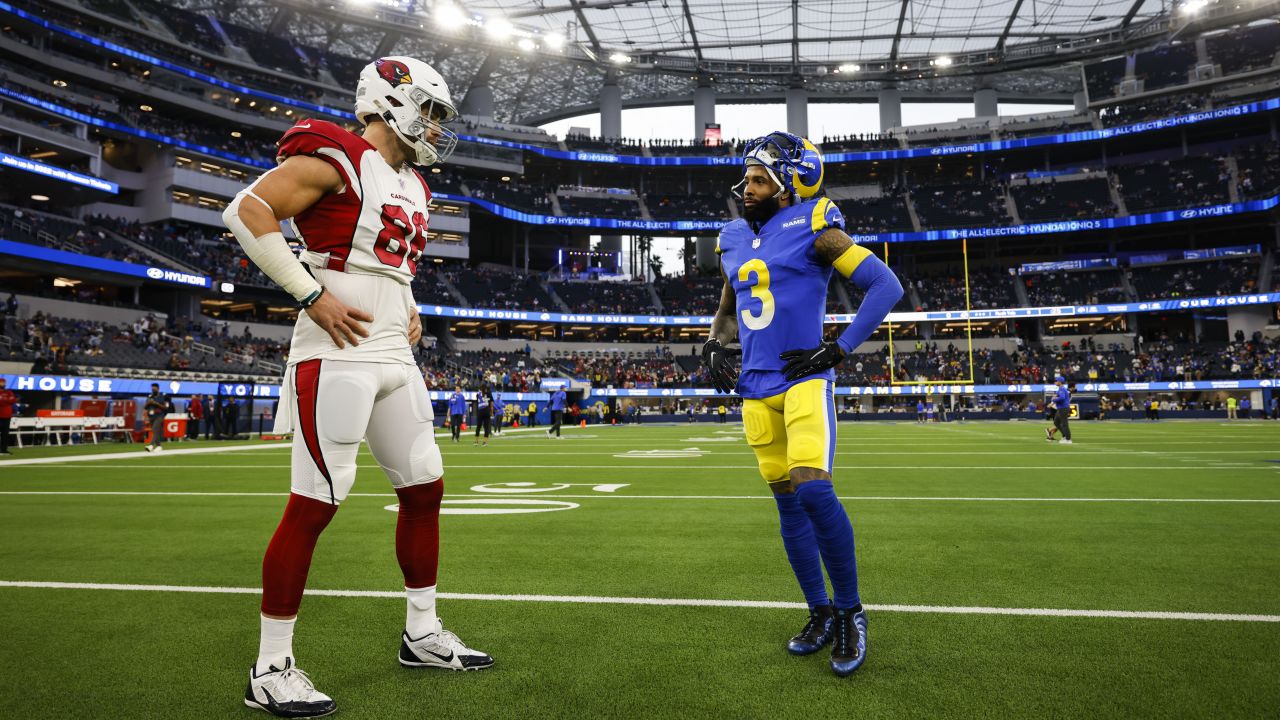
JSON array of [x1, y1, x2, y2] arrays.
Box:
[[732, 131, 825, 201]]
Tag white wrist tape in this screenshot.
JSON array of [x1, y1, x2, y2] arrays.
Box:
[[223, 191, 322, 302]]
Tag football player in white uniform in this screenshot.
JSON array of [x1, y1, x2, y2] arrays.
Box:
[[223, 57, 491, 719]]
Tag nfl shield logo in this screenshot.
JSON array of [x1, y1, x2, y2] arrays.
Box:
[[752, 237, 761, 249]]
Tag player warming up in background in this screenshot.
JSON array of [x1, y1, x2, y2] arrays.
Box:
[[222, 57, 491, 719], [1045, 375, 1073, 444], [703, 132, 903, 677]]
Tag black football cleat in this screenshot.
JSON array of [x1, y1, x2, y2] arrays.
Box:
[[787, 603, 835, 656], [830, 606, 868, 677]]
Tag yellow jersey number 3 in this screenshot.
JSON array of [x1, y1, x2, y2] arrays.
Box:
[[737, 258, 775, 331]]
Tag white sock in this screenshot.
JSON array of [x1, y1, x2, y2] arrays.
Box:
[[256, 615, 296, 675], [406, 586, 438, 639]]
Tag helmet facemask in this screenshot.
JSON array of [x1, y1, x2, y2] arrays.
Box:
[[373, 89, 458, 166]]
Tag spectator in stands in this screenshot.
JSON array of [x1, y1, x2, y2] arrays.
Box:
[[3, 294, 16, 319], [0, 378, 16, 454]]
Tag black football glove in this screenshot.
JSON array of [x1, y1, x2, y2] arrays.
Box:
[[779, 341, 845, 382], [701, 338, 739, 394]]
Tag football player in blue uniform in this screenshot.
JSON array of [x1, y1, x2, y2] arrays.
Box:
[[703, 132, 903, 677]]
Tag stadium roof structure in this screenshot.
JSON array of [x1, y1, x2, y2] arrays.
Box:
[[189, 0, 1272, 124]]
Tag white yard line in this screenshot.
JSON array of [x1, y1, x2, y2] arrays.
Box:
[[0, 442, 289, 466], [1, 491, 1276, 504], [0, 579, 1275, 623], [10, 464, 1272, 471]]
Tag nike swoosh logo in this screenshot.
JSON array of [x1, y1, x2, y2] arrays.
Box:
[[421, 647, 454, 663], [297, 121, 312, 129]]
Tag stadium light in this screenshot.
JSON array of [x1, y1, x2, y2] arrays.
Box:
[[434, 3, 468, 29], [836, 63, 860, 73], [543, 33, 566, 50], [609, 52, 631, 64], [31, 194, 49, 201], [934, 56, 953, 67], [517, 37, 536, 52], [485, 17, 513, 38], [1180, 0, 1209, 13]]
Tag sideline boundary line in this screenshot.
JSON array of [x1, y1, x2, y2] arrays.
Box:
[[0, 580, 1275, 623]]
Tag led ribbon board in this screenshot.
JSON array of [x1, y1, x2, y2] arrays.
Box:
[[0, 373, 550, 402], [416, 292, 1280, 327], [0, 152, 118, 193], [0, 239, 211, 288]]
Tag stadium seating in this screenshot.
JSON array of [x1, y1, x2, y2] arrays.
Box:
[[1236, 144, 1280, 200], [551, 281, 657, 314], [1113, 155, 1232, 212], [466, 179, 552, 213], [424, 348, 545, 391], [910, 270, 1018, 311], [1022, 269, 1128, 306], [838, 196, 914, 234], [1127, 258, 1258, 299], [1011, 178, 1117, 221], [910, 183, 1012, 228], [654, 274, 721, 316], [3, 310, 286, 376], [645, 193, 732, 220], [557, 196, 641, 218], [556, 347, 693, 388], [451, 266, 556, 311]]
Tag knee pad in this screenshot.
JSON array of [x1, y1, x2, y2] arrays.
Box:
[[389, 434, 443, 488]]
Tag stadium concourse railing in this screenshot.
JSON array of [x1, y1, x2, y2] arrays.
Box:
[[8, 0, 1280, 168]]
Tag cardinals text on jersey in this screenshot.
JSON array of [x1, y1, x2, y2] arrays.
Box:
[[276, 119, 433, 282]]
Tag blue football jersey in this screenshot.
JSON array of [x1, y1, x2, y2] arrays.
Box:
[[718, 197, 845, 399]]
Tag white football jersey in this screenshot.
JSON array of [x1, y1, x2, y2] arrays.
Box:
[[275, 119, 428, 367]]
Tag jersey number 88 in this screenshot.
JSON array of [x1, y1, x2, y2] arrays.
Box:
[[373, 204, 428, 274]]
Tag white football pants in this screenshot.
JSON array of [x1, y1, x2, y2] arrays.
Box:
[[276, 359, 441, 504]]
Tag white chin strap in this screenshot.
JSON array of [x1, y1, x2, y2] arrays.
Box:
[[733, 161, 788, 200]]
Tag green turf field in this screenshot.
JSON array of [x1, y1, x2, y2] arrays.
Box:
[[1, 420, 1279, 719]]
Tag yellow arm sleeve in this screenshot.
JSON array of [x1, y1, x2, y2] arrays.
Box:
[[832, 244, 873, 279]]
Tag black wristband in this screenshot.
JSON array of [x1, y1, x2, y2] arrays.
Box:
[[299, 287, 325, 309]]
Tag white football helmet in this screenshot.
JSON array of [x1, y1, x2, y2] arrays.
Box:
[[355, 56, 458, 166]]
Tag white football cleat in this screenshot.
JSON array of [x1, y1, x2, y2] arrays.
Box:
[[1059, 439, 1073, 444], [399, 622, 494, 671], [244, 658, 335, 718]]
